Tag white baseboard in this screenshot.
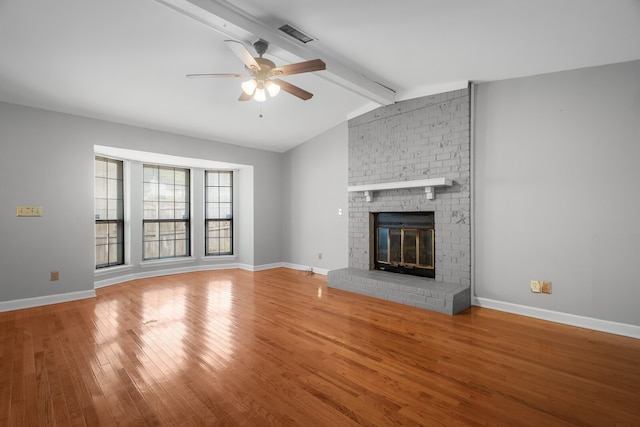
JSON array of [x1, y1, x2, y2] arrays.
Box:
[[282, 263, 329, 275], [243, 262, 285, 272], [473, 297, 640, 339], [0, 290, 96, 313]]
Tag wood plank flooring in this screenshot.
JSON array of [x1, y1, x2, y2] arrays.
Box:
[[0, 268, 639, 426]]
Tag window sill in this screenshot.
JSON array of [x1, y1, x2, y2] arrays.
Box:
[[94, 264, 134, 277], [202, 255, 237, 262], [140, 257, 197, 269]]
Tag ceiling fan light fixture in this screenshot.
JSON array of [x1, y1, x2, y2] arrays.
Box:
[[253, 87, 267, 102], [241, 79, 257, 95], [265, 80, 280, 97]]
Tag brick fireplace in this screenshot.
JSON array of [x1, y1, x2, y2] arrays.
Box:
[[328, 88, 471, 315]]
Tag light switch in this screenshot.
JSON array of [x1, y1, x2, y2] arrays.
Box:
[[16, 206, 42, 217]]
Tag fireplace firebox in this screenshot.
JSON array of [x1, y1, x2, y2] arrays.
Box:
[[372, 212, 435, 278]]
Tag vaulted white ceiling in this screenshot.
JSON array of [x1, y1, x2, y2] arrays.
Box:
[[1, 0, 639, 152]]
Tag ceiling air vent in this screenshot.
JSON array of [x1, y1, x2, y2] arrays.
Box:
[[278, 23, 315, 44]]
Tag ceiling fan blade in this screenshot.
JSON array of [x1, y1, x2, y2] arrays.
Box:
[[186, 73, 247, 79], [271, 59, 326, 76], [272, 79, 313, 100], [224, 40, 261, 71], [238, 91, 252, 101]]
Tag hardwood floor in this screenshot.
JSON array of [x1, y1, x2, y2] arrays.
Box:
[[0, 268, 638, 426]]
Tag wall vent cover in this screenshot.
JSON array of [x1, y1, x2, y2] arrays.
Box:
[[278, 23, 315, 43]]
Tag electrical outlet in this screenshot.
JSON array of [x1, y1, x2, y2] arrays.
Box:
[[51, 271, 59, 281], [318, 252, 323, 260], [17, 206, 42, 217], [541, 281, 552, 294], [530, 280, 541, 293]]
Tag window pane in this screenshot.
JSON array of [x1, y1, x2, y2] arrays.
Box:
[[175, 169, 187, 185], [208, 238, 219, 253], [159, 222, 174, 240], [219, 187, 231, 203], [175, 185, 187, 203], [108, 243, 119, 263], [220, 203, 232, 219], [174, 222, 186, 239], [144, 182, 158, 200], [220, 221, 231, 237], [219, 172, 231, 186], [96, 245, 108, 266], [96, 223, 108, 245], [145, 241, 159, 259], [95, 158, 107, 177], [107, 178, 119, 199], [207, 172, 218, 186], [175, 240, 187, 256], [144, 201, 158, 219], [144, 166, 158, 183], [208, 222, 220, 238], [206, 220, 232, 255], [159, 202, 175, 219], [159, 168, 174, 184], [206, 203, 217, 219], [144, 222, 159, 241], [107, 161, 120, 179], [95, 199, 107, 220], [107, 199, 120, 220], [208, 187, 219, 203], [95, 177, 107, 198], [160, 240, 175, 257], [174, 203, 188, 220], [108, 223, 119, 244], [159, 184, 174, 202]]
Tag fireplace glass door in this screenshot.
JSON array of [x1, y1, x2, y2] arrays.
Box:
[[374, 211, 435, 278], [376, 228, 434, 269]]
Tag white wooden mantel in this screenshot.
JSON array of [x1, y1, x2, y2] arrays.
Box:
[[348, 177, 454, 201]]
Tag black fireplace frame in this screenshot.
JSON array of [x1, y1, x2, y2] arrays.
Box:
[[371, 211, 435, 279]]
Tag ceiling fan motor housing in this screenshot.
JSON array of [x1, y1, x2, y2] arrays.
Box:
[[253, 39, 269, 57]]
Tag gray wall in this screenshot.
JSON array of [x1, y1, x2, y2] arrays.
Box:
[[1, 103, 95, 301], [0, 102, 283, 303], [474, 60, 640, 326], [282, 122, 349, 272]]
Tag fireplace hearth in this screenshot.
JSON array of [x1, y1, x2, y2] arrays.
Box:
[[372, 212, 435, 278]]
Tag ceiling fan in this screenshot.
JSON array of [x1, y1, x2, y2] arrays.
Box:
[[187, 39, 326, 102]]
